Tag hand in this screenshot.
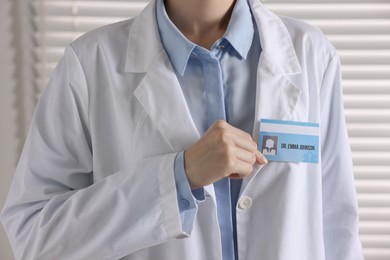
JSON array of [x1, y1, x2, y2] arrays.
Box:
[[184, 120, 268, 190]]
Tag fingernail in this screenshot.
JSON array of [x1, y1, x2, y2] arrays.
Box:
[[256, 151, 267, 164], [259, 152, 268, 164]]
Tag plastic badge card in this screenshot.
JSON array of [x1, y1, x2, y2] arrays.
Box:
[[258, 119, 320, 163]]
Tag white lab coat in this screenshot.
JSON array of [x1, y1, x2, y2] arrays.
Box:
[[1, 0, 363, 259]]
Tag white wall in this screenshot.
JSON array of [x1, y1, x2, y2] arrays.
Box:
[[0, 0, 18, 259]]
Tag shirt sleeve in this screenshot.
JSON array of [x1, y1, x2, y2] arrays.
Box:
[[174, 152, 205, 233]]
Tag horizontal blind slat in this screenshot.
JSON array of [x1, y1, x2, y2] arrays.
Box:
[[350, 138, 390, 151], [328, 35, 390, 50], [360, 222, 390, 234], [266, 0, 390, 3], [358, 194, 390, 207], [342, 65, 390, 79], [343, 80, 390, 94], [306, 19, 390, 34], [353, 152, 390, 166], [360, 235, 390, 248], [363, 249, 390, 260], [267, 4, 390, 19], [31, 1, 147, 17], [359, 208, 390, 221], [355, 180, 390, 193], [354, 166, 390, 180], [33, 16, 131, 32], [339, 50, 390, 65], [344, 95, 390, 109], [33, 32, 83, 47], [348, 125, 390, 138]]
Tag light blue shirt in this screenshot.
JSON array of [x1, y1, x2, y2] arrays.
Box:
[[156, 0, 261, 259]]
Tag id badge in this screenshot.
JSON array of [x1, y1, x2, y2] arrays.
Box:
[[258, 119, 320, 163]]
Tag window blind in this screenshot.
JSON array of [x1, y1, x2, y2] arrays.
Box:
[[30, 0, 390, 259]]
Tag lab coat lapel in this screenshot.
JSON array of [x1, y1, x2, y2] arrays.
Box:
[[125, 0, 216, 200], [133, 51, 200, 151], [134, 54, 217, 201], [125, 1, 199, 151], [242, 0, 303, 192], [252, 54, 302, 140]]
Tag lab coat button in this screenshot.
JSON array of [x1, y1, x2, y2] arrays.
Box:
[[238, 197, 252, 210]]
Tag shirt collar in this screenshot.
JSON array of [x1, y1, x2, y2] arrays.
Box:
[[224, 0, 254, 60], [156, 0, 254, 76]]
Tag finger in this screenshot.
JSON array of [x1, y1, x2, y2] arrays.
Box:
[[231, 133, 258, 153], [228, 173, 245, 179], [233, 147, 257, 165], [230, 135, 268, 165], [212, 120, 253, 141], [233, 146, 268, 166], [226, 124, 253, 140], [229, 151, 268, 179], [255, 150, 268, 165], [229, 159, 253, 177]]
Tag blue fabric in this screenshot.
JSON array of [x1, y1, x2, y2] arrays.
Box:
[[156, 0, 261, 259], [194, 40, 235, 260], [173, 152, 202, 233]]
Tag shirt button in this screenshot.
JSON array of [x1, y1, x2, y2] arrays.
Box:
[[180, 199, 190, 209], [217, 44, 225, 50], [238, 196, 252, 210]]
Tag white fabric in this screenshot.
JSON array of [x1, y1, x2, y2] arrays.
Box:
[[1, 0, 363, 259]]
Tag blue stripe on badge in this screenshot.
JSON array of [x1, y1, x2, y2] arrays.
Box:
[[260, 119, 319, 128]]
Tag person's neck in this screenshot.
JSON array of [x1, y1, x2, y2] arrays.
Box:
[[164, 0, 236, 49]]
